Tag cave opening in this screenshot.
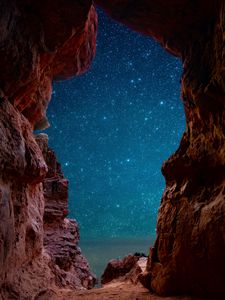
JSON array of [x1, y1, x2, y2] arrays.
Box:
[[0, 0, 224, 297], [45, 9, 185, 278]]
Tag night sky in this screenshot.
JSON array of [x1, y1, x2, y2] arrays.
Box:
[[45, 9, 185, 240]]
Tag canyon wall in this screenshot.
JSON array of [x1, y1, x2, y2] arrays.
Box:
[[37, 134, 96, 291], [96, 0, 225, 297], [0, 0, 97, 299], [0, 0, 224, 298], [0, 0, 97, 129]]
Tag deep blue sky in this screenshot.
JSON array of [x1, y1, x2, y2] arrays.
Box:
[[45, 9, 185, 239]]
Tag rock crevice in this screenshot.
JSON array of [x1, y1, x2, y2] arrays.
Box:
[[0, 0, 224, 298]]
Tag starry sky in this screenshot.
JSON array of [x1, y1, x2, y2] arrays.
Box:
[[45, 9, 185, 240]]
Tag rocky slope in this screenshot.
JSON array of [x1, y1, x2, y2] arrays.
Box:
[[0, 0, 224, 299]]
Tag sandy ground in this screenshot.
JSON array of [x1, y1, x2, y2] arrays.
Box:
[[51, 282, 206, 300]]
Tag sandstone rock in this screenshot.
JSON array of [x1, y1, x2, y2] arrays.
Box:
[[0, 107, 95, 299], [0, 99, 51, 299], [0, 0, 224, 298], [95, 0, 217, 56], [0, 98, 47, 183], [0, 0, 97, 128], [101, 254, 147, 285], [0, 1, 97, 296], [36, 134, 96, 290]]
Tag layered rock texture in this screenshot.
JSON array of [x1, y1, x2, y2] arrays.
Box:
[[0, 0, 97, 129], [0, 98, 50, 299], [0, 0, 97, 298], [37, 134, 96, 290], [0, 0, 224, 299], [0, 104, 95, 300], [96, 0, 225, 297]]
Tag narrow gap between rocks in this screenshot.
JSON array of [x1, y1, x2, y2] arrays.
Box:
[[44, 9, 185, 282]]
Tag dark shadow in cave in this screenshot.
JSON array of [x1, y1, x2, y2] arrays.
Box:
[[45, 9, 185, 278]]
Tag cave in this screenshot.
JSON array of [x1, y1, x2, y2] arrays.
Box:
[[0, 1, 224, 300]]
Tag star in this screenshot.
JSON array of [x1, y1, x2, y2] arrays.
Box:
[[45, 7, 184, 248]]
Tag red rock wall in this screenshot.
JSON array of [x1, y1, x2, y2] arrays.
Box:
[[0, 0, 97, 129], [96, 0, 225, 297], [95, 0, 217, 56], [0, 98, 50, 299], [150, 3, 225, 296], [0, 1, 97, 298], [37, 134, 96, 290], [0, 0, 224, 298]]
